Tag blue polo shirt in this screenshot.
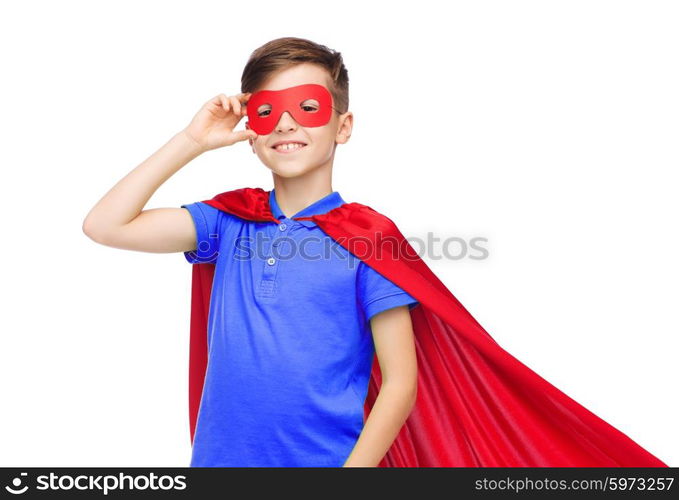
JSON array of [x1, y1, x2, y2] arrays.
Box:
[[181, 189, 418, 467]]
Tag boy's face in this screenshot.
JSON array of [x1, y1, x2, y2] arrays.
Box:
[[245, 63, 352, 179]]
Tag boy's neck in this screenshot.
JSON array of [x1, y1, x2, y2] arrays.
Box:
[[271, 166, 334, 219]]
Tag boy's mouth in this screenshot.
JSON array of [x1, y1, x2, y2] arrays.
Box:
[[272, 141, 308, 154]]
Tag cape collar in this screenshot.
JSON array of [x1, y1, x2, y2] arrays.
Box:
[[203, 186, 356, 228], [269, 188, 347, 228]]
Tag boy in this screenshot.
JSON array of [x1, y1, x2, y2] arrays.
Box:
[[84, 37, 667, 468], [82, 37, 419, 467]]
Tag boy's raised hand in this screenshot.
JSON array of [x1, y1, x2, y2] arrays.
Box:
[[182, 92, 258, 152], [83, 91, 260, 254]]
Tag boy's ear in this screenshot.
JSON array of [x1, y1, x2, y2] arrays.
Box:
[[336, 111, 353, 144], [245, 122, 255, 150]]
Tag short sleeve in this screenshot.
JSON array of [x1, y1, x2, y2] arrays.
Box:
[[181, 202, 222, 264], [357, 261, 419, 322]]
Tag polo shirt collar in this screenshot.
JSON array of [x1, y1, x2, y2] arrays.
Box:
[[269, 188, 347, 227]]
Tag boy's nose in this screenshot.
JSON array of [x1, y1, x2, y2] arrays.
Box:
[[275, 111, 298, 131]]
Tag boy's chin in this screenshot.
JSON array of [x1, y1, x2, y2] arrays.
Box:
[[268, 163, 317, 178]]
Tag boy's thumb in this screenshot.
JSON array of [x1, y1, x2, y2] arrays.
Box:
[[234, 130, 257, 143]]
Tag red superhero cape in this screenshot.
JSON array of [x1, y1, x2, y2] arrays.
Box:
[[186, 186, 668, 467]]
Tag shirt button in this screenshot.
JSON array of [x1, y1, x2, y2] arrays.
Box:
[[279, 223, 287, 231], [267, 257, 276, 265]]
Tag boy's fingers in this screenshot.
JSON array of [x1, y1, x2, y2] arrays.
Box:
[[219, 94, 231, 113], [239, 92, 252, 112], [229, 95, 241, 116], [204, 92, 251, 118]]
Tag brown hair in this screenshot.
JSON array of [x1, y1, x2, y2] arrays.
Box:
[[241, 37, 349, 114]]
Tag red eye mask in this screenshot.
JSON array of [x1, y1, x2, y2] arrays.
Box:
[[246, 83, 334, 135]]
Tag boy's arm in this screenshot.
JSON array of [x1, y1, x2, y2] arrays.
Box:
[[82, 93, 256, 253], [82, 130, 202, 252], [343, 305, 418, 467]]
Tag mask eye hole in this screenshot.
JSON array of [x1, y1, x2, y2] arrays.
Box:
[[257, 104, 272, 117], [300, 99, 319, 113]]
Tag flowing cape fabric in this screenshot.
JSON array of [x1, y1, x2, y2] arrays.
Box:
[[185, 187, 667, 467]]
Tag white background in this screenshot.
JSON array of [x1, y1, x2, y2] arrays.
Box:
[[1, 0, 676, 467]]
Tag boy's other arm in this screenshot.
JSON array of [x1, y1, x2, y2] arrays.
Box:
[[343, 305, 418, 467], [82, 93, 256, 253]]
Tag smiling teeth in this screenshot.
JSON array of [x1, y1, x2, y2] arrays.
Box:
[[275, 143, 305, 151]]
